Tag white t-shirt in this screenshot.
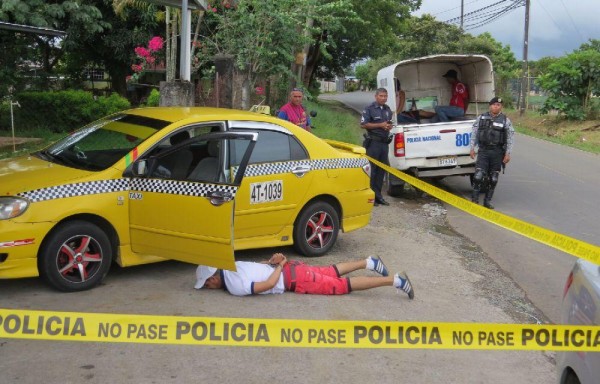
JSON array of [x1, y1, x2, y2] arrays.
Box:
[[223, 261, 285, 296]]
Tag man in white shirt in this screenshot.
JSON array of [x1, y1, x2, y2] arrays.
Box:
[[195, 253, 414, 299]]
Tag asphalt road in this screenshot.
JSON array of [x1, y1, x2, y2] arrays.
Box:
[[0, 194, 555, 383], [322, 91, 600, 323]]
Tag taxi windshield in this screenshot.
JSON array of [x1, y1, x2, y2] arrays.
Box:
[[37, 114, 170, 171]]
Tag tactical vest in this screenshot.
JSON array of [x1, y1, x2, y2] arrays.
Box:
[[477, 113, 507, 147]]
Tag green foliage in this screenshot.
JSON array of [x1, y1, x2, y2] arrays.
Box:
[[144, 88, 160, 107], [353, 16, 519, 93], [313, 0, 420, 80], [304, 100, 363, 144], [0, 90, 130, 132], [0, 0, 110, 98], [538, 48, 600, 120]]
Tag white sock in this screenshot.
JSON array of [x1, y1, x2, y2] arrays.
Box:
[[394, 274, 405, 288], [366, 256, 375, 271]]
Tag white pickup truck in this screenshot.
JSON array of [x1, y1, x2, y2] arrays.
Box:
[[377, 54, 495, 196]]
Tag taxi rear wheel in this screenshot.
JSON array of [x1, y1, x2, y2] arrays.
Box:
[[39, 221, 112, 292], [293, 201, 339, 257]]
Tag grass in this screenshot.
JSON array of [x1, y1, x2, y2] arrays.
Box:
[[505, 109, 600, 154], [0, 128, 64, 160], [304, 100, 363, 145]]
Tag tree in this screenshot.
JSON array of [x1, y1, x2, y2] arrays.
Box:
[[0, 0, 108, 96], [62, 0, 162, 96], [353, 15, 519, 100], [538, 48, 600, 120], [200, 0, 321, 109], [307, 0, 420, 87]]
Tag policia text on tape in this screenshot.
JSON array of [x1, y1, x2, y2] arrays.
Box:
[[1, 309, 599, 351], [366, 157, 600, 266]]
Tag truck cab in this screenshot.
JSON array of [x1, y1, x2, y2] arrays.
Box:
[[377, 54, 495, 196]]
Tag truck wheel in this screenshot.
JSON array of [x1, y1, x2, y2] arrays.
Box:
[[39, 221, 112, 292], [293, 201, 339, 257], [387, 174, 405, 197]]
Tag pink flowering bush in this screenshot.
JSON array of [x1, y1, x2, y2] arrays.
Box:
[[127, 36, 165, 83]]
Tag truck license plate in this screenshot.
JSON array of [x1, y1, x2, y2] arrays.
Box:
[[250, 180, 283, 204], [438, 156, 457, 166]]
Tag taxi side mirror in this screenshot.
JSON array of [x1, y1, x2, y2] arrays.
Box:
[[132, 160, 148, 177]]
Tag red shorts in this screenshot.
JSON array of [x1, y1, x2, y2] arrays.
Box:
[[283, 261, 350, 295]]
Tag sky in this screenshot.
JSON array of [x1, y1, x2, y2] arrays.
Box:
[[413, 0, 599, 60]]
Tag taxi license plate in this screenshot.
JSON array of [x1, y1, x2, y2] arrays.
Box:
[[438, 156, 457, 166], [250, 180, 283, 204]]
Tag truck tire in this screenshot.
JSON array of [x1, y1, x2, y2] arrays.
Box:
[[387, 173, 405, 197]]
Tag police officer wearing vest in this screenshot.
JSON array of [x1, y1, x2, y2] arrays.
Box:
[[469, 97, 515, 209], [361, 88, 394, 206]]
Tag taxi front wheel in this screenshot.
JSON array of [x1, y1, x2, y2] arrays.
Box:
[[293, 201, 339, 257], [39, 221, 112, 292]]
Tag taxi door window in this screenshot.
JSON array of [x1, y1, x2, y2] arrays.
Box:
[[229, 130, 308, 166]]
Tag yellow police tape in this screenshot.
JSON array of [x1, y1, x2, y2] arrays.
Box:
[[367, 157, 600, 266], [1, 308, 598, 351]]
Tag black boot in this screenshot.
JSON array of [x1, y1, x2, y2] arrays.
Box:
[[471, 188, 480, 204], [483, 188, 495, 209]]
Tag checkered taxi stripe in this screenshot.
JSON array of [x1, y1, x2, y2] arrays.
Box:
[[130, 179, 237, 197], [18, 179, 130, 203], [234, 157, 369, 178], [17, 178, 237, 203]]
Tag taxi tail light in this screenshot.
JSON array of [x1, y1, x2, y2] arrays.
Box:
[[394, 133, 405, 157], [362, 163, 371, 177], [563, 270, 574, 299]]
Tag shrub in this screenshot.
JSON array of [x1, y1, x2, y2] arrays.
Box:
[[0, 90, 130, 132], [144, 89, 160, 106]]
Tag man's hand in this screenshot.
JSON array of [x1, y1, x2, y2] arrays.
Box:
[[269, 253, 287, 266], [503, 153, 511, 164], [470, 148, 476, 159]]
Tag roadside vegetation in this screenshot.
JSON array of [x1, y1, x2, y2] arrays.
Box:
[[2, 97, 599, 161]]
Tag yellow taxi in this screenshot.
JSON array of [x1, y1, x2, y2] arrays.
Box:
[[0, 107, 374, 291]]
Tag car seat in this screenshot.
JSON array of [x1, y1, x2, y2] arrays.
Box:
[[188, 140, 220, 182], [160, 130, 194, 180]]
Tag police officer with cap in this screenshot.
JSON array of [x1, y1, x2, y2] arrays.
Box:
[[361, 88, 394, 206], [469, 97, 515, 209]]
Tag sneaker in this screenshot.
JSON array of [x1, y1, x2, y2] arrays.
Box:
[[394, 272, 414, 300], [367, 256, 389, 276]]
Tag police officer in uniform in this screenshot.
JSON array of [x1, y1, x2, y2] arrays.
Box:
[[469, 97, 515, 209], [361, 88, 394, 206]]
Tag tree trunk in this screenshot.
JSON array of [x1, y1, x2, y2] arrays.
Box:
[[241, 76, 250, 110], [109, 67, 128, 97], [304, 40, 322, 87]]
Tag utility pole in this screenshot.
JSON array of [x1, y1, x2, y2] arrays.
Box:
[[519, 0, 530, 116]]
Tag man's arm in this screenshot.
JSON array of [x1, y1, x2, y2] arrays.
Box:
[[469, 116, 481, 159], [277, 110, 289, 121], [503, 117, 515, 164], [252, 253, 288, 294], [396, 90, 406, 113]]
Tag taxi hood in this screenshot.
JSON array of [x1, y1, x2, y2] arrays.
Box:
[[0, 155, 97, 196]]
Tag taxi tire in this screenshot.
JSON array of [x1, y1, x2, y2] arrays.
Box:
[[293, 201, 339, 257], [39, 221, 112, 292]]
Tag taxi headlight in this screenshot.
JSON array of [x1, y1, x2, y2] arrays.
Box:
[[0, 197, 29, 220]]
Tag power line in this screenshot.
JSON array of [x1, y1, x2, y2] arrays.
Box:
[[558, 0, 585, 42], [442, 0, 525, 31]]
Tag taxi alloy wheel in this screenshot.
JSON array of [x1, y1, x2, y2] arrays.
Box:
[[39, 221, 112, 292], [293, 201, 339, 257]]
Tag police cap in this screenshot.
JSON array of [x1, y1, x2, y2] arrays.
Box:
[[489, 97, 502, 105]]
